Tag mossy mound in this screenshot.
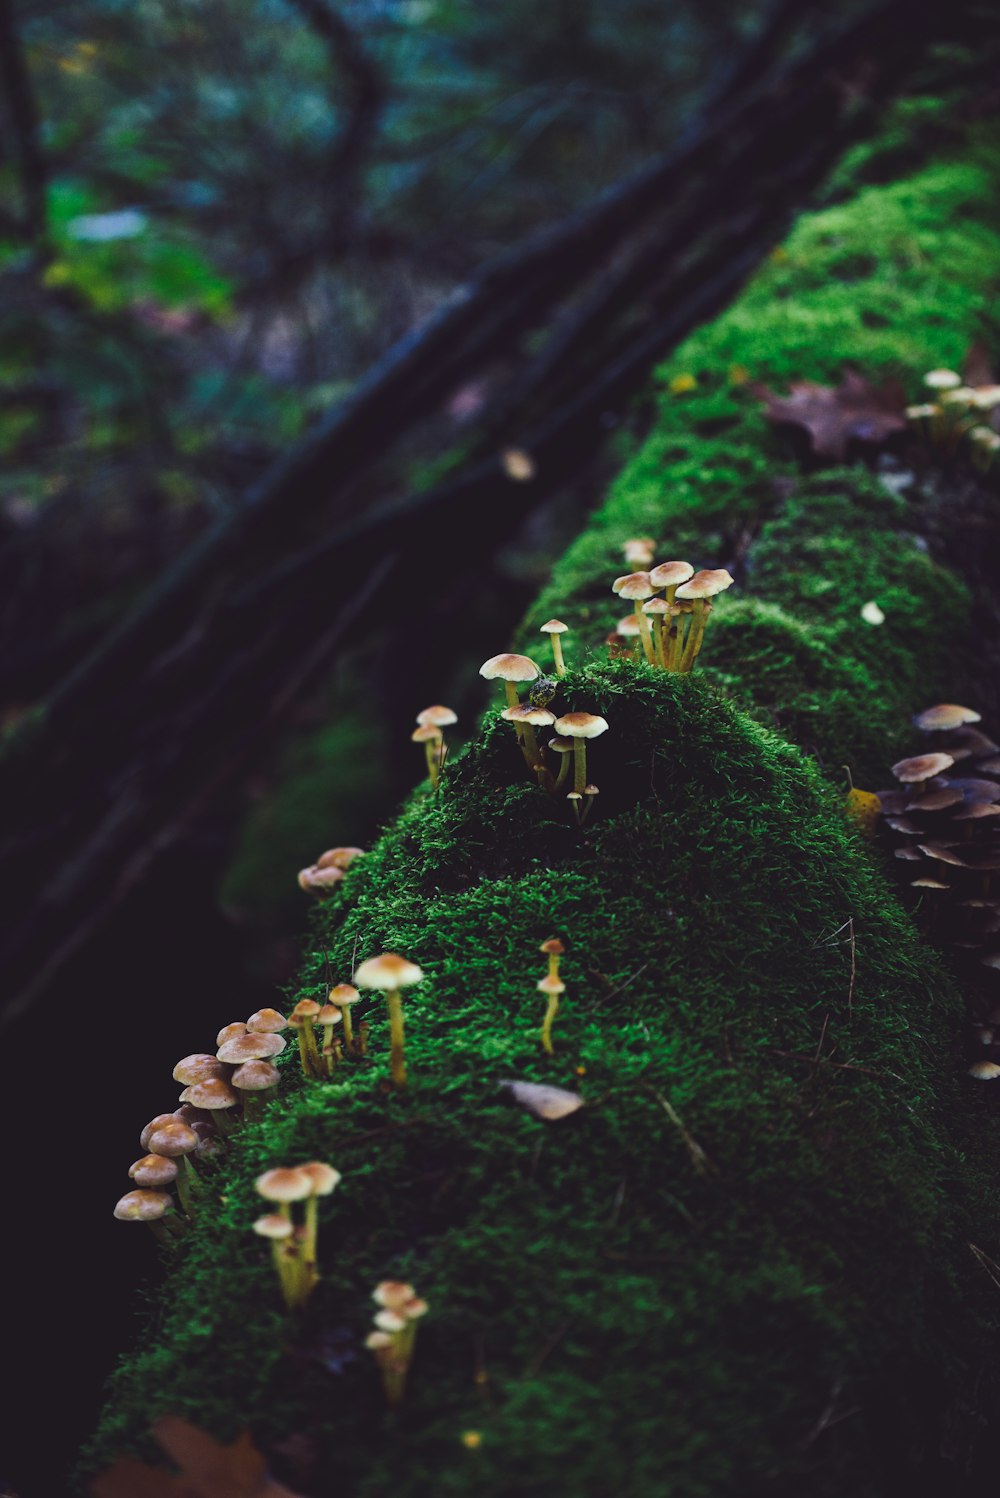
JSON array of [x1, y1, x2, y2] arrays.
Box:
[[84, 96, 1000, 1498]]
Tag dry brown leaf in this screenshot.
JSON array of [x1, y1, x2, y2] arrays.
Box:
[[91, 1418, 303, 1498], [757, 369, 907, 459], [500, 1080, 585, 1120]]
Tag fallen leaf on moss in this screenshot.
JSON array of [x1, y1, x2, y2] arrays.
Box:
[[846, 785, 881, 838], [91, 1418, 303, 1498], [500, 1080, 585, 1120], [756, 369, 907, 458]]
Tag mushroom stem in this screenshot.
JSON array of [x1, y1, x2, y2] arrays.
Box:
[[550, 633, 566, 677], [635, 607, 656, 665], [664, 612, 683, 671], [340, 1006, 355, 1055], [503, 681, 520, 712], [554, 753, 572, 793], [387, 989, 407, 1088], [302, 1195, 320, 1293], [541, 993, 559, 1055], [572, 740, 587, 798], [651, 614, 667, 669], [423, 735, 442, 790], [210, 1107, 238, 1137], [174, 1155, 200, 1217], [679, 600, 706, 672]]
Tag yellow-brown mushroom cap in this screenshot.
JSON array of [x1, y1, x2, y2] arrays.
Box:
[[614, 572, 654, 601], [146, 1120, 200, 1158], [299, 1161, 342, 1195], [298, 865, 344, 892], [642, 598, 672, 615], [231, 1058, 281, 1091], [317, 1005, 343, 1029], [616, 614, 642, 637], [924, 368, 961, 390], [537, 975, 566, 995], [114, 1190, 173, 1222], [547, 736, 573, 754], [373, 1279, 417, 1308], [128, 1155, 179, 1188], [179, 1077, 240, 1111], [328, 984, 360, 1009], [255, 1166, 312, 1203], [479, 653, 540, 683], [216, 1021, 247, 1047], [354, 952, 424, 990], [968, 1062, 1000, 1080], [553, 712, 609, 740], [292, 999, 322, 1020], [247, 1008, 288, 1034], [502, 705, 556, 727], [539, 619, 568, 635], [540, 938, 565, 955], [139, 1113, 178, 1151], [648, 560, 694, 589], [891, 752, 955, 783], [217, 1032, 285, 1064], [675, 568, 734, 600], [316, 846, 366, 871], [172, 1054, 228, 1086], [912, 704, 982, 732], [415, 705, 457, 728], [411, 725, 442, 743]]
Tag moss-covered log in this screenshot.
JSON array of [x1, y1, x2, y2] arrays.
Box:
[[82, 90, 1000, 1498]]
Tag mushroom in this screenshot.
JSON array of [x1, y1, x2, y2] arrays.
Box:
[[128, 1155, 179, 1190], [253, 1213, 297, 1305], [177, 1076, 240, 1136], [414, 706, 457, 786], [298, 864, 345, 894], [547, 736, 574, 792], [316, 1005, 343, 1074], [478, 653, 541, 712], [502, 704, 556, 786], [622, 537, 656, 568], [231, 1058, 280, 1120], [216, 1022, 247, 1048], [613, 573, 656, 664], [140, 1112, 181, 1151], [289, 998, 324, 1077], [298, 1161, 342, 1298], [353, 953, 424, 1089], [891, 753, 955, 791], [255, 1166, 313, 1308], [316, 846, 366, 871], [412, 724, 445, 790], [539, 620, 569, 677], [552, 712, 609, 824], [537, 975, 565, 1056], [968, 1062, 1000, 1080], [247, 1008, 288, 1034], [216, 1031, 285, 1065], [641, 597, 672, 669], [913, 704, 982, 732], [674, 569, 734, 671], [327, 983, 361, 1056], [145, 1118, 204, 1216], [366, 1281, 428, 1406], [924, 369, 962, 391], [172, 1054, 229, 1087], [114, 1190, 183, 1244]]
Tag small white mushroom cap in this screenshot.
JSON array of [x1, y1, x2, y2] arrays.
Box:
[[256, 1166, 312, 1203], [553, 712, 609, 740], [416, 705, 457, 728], [253, 1213, 293, 1239], [539, 619, 568, 635], [114, 1190, 173, 1221], [648, 560, 694, 589], [478, 653, 540, 683], [675, 568, 734, 600]]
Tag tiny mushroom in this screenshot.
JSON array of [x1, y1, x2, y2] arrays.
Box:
[[412, 724, 445, 790], [366, 1280, 428, 1406], [353, 953, 424, 1089], [128, 1155, 178, 1190], [539, 620, 569, 677], [298, 1161, 342, 1295], [623, 536, 656, 568], [231, 1058, 281, 1120], [537, 974, 565, 1056], [114, 1190, 182, 1244], [317, 1004, 343, 1074], [289, 998, 324, 1077], [172, 1053, 229, 1087], [552, 712, 609, 824], [414, 706, 457, 788], [216, 1031, 285, 1065], [613, 573, 656, 664], [479, 653, 541, 712], [247, 1008, 288, 1034], [327, 983, 361, 1056], [913, 704, 982, 732], [177, 1076, 241, 1135], [673, 568, 734, 671], [891, 753, 955, 789]]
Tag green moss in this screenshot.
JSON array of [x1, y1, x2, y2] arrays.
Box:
[[83, 108, 1000, 1498]]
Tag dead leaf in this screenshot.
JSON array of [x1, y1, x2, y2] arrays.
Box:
[[846, 786, 881, 838], [500, 1080, 585, 1120], [757, 369, 907, 459], [91, 1419, 303, 1498]]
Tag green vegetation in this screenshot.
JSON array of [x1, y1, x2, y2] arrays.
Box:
[[82, 117, 1000, 1495]]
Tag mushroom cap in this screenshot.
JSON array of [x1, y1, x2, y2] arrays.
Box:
[[253, 1213, 293, 1239], [374, 1309, 407, 1334], [146, 1120, 200, 1158], [292, 999, 322, 1020], [537, 975, 566, 995], [114, 1190, 173, 1222], [953, 802, 1000, 822], [906, 785, 965, 812], [328, 983, 360, 1008], [502, 705, 556, 727], [299, 864, 344, 891], [911, 879, 950, 890], [642, 598, 672, 615], [366, 1331, 393, 1351], [917, 843, 972, 867], [317, 1005, 343, 1026], [479, 653, 540, 683], [256, 1166, 312, 1203], [614, 571, 654, 601], [217, 1022, 247, 1047], [547, 737, 573, 754], [415, 705, 457, 728], [648, 560, 694, 589], [400, 1296, 429, 1320], [140, 1112, 181, 1151], [675, 568, 734, 600], [411, 725, 441, 743], [316, 846, 366, 871], [172, 1053, 228, 1086], [373, 1280, 417, 1308], [968, 1062, 1000, 1080], [540, 938, 565, 956], [539, 619, 569, 635], [217, 1031, 285, 1064], [247, 1008, 288, 1034], [179, 1077, 240, 1111], [891, 752, 955, 783], [616, 614, 642, 636], [299, 1161, 342, 1196], [623, 536, 656, 559], [354, 952, 424, 990], [129, 1154, 179, 1188], [924, 369, 962, 389], [913, 704, 982, 732], [554, 712, 609, 740], [231, 1058, 281, 1091]]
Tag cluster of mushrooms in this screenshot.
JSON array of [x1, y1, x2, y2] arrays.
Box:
[[365, 1281, 429, 1405], [605, 550, 735, 672], [411, 704, 458, 790], [906, 367, 1000, 468], [297, 844, 365, 895], [254, 1162, 341, 1310], [876, 702, 1000, 1079], [112, 1004, 292, 1238]]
